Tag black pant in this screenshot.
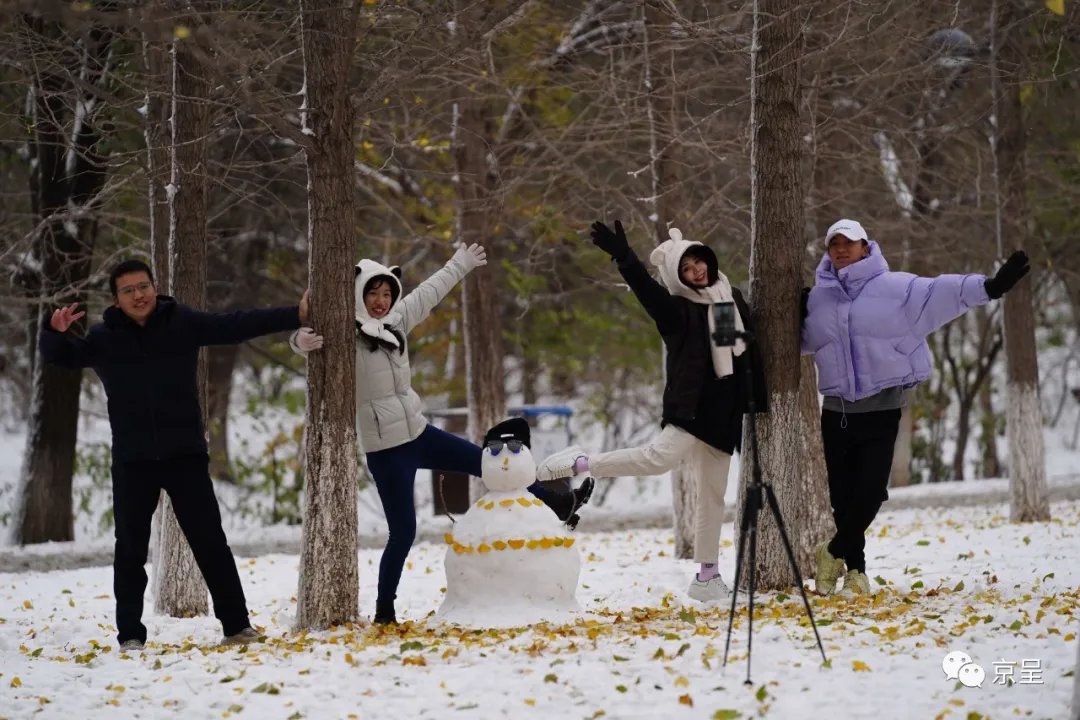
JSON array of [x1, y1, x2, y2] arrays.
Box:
[[112, 453, 249, 643], [820, 408, 901, 573]]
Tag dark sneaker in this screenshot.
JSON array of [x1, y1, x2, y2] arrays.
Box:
[[221, 626, 265, 646], [119, 639, 145, 652], [373, 600, 397, 626]]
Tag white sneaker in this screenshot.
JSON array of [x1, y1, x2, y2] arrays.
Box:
[[687, 574, 732, 604], [536, 445, 587, 482]]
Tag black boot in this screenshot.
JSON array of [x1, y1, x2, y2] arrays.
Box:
[[373, 600, 397, 626], [543, 477, 595, 525]]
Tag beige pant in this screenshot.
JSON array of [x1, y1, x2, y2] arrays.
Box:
[[590, 425, 732, 564]]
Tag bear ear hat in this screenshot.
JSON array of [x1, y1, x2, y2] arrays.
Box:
[[389, 265, 403, 279], [649, 228, 684, 267]]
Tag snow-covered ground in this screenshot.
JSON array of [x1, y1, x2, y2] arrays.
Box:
[[1, 496, 1077, 720]]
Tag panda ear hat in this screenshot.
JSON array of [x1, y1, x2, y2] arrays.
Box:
[[483, 417, 531, 449], [353, 258, 404, 346], [354, 259, 403, 313]]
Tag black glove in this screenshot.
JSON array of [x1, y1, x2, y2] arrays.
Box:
[[800, 287, 810, 324], [984, 250, 1030, 299], [590, 220, 631, 263]]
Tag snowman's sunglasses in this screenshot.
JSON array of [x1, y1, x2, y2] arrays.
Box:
[[485, 439, 525, 455]]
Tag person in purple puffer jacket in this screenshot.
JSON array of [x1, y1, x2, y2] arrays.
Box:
[[801, 219, 1029, 596]]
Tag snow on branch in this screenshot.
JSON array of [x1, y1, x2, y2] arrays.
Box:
[[872, 131, 913, 217]]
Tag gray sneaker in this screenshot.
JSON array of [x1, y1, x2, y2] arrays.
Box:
[[119, 639, 145, 652], [221, 627, 265, 646], [687, 574, 732, 604]]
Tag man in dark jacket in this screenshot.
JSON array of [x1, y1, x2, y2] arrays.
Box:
[[40, 259, 318, 649]]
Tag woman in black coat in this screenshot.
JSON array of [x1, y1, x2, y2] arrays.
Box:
[[538, 221, 765, 604]]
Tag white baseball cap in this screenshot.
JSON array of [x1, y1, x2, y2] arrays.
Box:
[[824, 219, 868, 246]]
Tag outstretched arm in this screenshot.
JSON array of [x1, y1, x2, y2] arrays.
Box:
[[39, 303, 97, 369], [397, 243, 486, 334], [592, 220, 684, 336], [903, 251, 1028, 338], [901, 272, 989, 338], [186, 303, 302, 346]]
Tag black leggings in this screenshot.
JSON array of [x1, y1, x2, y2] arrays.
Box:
[[820, 408, 901, 573]]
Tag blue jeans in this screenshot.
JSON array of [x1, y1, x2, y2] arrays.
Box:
[[366, 423, 554, 607]]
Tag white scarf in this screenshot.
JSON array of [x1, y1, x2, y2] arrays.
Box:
[[649, 228, 746, 379]]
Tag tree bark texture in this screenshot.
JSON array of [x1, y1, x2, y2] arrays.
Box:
[[797, 356, 833, 556], [454, 33, 506, 452], [994, 0, 1049, 522], [142, 14, 172, 291], [738, 0, 821, 588], [642, 0, 695, 559], [295, 0, 360, 630], [890, 404, 914, 487], [153, 25, 213, 618], [15, 16, 112, 544]]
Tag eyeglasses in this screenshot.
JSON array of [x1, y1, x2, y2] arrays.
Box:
[[118, 281, 153, 297], [484, 439, 524, 455]]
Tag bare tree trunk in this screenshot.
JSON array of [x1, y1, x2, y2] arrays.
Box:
[[453, 8, 505, 458], [14, 15, 112, 544], [142, 15, 171, 292], [890, 405, 914, 487], [738, 0, 817, 588], [1071, 637, 1080, 720], [798, 356, 832, 551], [978, 377, 1002, 478], [952, 400, 973, 481], [153, 20, 211, 617], [641, 0, 696, 559], [992, 0, 1049, 522], [295, 0, 359, 630], [206, 344, 239, 482]]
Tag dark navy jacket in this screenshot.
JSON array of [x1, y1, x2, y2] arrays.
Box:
[[39, 296, 300, 462]]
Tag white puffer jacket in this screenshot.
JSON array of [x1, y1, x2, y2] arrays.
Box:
[[292, 255, 470, 453]]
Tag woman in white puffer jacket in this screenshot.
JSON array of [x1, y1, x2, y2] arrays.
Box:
[[292, 244, 589, 625]]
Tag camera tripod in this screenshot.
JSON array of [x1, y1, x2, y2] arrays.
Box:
[[719, 328, 828, 685]]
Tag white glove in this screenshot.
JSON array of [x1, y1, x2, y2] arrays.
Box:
[[290, 327, 324, 355], [451, 242, 487, 273]]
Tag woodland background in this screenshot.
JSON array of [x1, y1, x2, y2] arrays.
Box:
[[0, 0, 1077, 625]]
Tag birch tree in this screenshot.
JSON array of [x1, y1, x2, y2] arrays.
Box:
[[152, 4, 213, 618], [295, 0, 360, 630], [739, 0, 821, 586], [991, 0, 1050, 521]]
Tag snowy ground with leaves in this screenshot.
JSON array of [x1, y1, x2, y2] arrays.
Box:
[[1, 496, 1077, 720]]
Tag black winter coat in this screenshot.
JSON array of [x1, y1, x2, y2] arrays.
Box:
[[39, 296, 300, 462], [615, 252, 768, 454]]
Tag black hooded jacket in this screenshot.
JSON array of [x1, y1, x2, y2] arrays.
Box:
[[39, 296, 300, 462], [614, 249, 767, 454]]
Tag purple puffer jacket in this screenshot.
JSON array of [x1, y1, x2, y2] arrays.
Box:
[[801, 241, 989, 401]]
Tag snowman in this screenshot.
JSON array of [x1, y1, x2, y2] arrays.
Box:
[[436, 418, 582, 628]]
